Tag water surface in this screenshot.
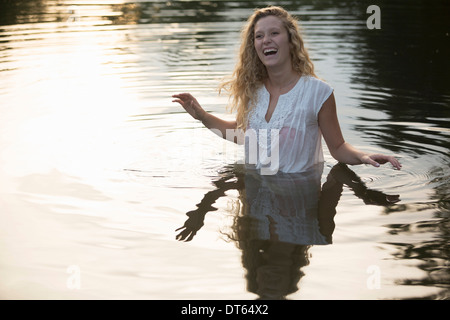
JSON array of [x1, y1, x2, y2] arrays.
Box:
[[0, 0, 449, 300]]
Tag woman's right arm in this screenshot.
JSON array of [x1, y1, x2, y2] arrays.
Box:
[[172, 93, 240, 143]]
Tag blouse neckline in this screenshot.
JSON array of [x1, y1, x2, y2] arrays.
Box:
[[261, 76, 306, 124]]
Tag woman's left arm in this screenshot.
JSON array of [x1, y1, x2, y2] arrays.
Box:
[[318, 93, 402, 170]]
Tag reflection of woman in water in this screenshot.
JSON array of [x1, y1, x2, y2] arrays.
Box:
[[228, 163, 327, 300], [176, 163, 399, 299]]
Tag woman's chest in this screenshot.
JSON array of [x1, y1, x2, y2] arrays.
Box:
[[250, 92, 315, 131]]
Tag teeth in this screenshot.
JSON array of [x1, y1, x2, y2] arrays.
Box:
[[264, 48, 278, 55]]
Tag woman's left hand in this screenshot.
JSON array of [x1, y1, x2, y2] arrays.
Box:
[[361, 154, 402, 170]]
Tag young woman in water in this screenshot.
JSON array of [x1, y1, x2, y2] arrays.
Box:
[[172, 6, 401, 173], [173, 7, 401, 299]]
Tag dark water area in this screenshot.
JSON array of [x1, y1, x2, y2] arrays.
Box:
[[0, 0, 449, 300]]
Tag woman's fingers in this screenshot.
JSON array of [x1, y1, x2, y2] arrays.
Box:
[[172, 93, 194, 109], [172, 93, 194, 103], [172, 93, 196, 105], [362, 155, 380, 168], [379, 155, 402, 170], [172, 93, 205, 120], [389, 157, 402, 170], [365, 154, 402, 170]]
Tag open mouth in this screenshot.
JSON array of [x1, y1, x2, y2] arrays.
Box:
[[263, 48, 278, 56]]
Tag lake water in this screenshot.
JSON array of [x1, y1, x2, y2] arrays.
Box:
[[0, 0, 449, 300]]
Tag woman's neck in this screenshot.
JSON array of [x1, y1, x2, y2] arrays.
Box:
[[265, 68, 301, 94]]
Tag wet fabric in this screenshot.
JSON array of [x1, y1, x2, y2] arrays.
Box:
[[246, 75, 333, 174]]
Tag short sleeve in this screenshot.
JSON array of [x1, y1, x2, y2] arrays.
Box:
[[307, 77, 334, 118]]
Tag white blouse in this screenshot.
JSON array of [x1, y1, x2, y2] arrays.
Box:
[[246, 75, 333, 174]]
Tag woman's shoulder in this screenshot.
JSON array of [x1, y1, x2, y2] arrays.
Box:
[[302, 75, 334, 99], [303, 75, 332, 89]]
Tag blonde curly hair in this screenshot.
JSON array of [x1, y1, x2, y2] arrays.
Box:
[[219, 6, 317, 130]]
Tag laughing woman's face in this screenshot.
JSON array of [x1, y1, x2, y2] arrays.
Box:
[[254, 15, 292, 71]]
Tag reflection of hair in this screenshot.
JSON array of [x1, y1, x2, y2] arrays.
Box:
[[226, 189, 310, 300], [242, 238, 310, 300], [219, 6, 317, 130]]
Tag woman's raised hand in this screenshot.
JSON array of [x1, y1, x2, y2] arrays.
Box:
[[172, 93, 207, 121]]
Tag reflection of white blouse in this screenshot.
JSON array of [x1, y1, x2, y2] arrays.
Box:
[[246, 75, 333, 174], [244, 163, 328, 245]]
